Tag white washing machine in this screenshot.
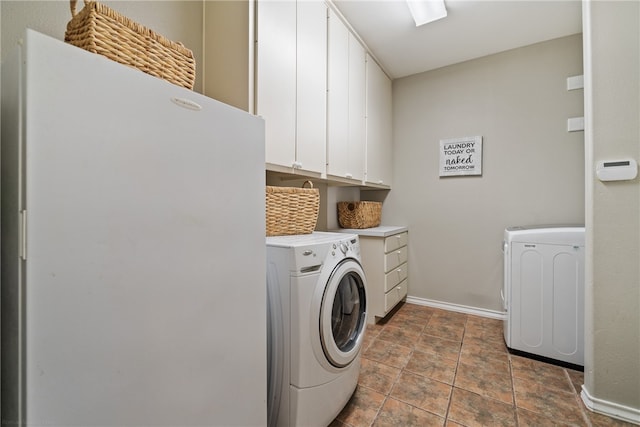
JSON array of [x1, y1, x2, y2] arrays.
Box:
[[503, 225, 585, 366], [266, 232, 368, 427]]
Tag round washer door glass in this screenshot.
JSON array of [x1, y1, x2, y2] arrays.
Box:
[[320, 259, 367, 367]]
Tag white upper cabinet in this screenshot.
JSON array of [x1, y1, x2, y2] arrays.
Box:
[[296, 1, 327, 175], [203, 1, 392, 187], [327, 8, 349, 179], [256, 0, 327, 176], [365, 55, 392, 187], [256, 1, 297, 170], [348, 33, 366, 182], [327, 9, 365, 182]]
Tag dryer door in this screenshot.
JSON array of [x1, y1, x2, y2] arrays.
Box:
[[320, 259, 367, 367]]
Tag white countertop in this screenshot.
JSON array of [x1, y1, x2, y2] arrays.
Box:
[[331, 225, 408, 237]]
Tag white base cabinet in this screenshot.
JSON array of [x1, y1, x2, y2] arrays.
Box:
[[337, 227, 408, 324]]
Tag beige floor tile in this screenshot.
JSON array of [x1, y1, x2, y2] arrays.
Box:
[[372, 397, 445, 427], [377, 325, 422, 349], [448, 387, 517, 427], [430, 310, 468, 327], [511, 355, 576, 394], [384, 312, 428, 333], [461, 335, 509, 363], [396, 302, 436, 320], [463, 321, 506, 346], [465, 314, 502, 327], [414, 333, 461, 361], [517, 407, 582, 426], [328, 419, 350, 427], [423, 322, 465, 342], [363, 338, 413, 369], [513, 376, 587, 425], [459, 342, 510, 368], [428, 314, 466, 329], [359, 358, 402, 395], [390, 370, 452, 417], [454, 359, 514, 404], [404, 349, 457, 384], [362, 329, 380, 354], [366, 322, 385, 336], [336, 385, 386, 427]]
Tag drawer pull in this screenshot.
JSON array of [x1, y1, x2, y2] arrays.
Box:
[[397, 269, 402, 273], [397, 250, 401, 255]]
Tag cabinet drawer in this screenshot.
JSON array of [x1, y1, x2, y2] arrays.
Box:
[[384, 232, 408, 252], [384, 246, 408, 272], [384, 279, 408, 312], [384, 262, 408, 292]]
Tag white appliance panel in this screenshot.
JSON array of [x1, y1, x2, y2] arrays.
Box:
[[503, 226, 584, 366], [552, 251, 582, 356], [517, 247, 545, 348], [2, 30, 266, 427]]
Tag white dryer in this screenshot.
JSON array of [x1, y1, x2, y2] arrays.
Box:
[[266, 232, 368, 427], [502, 225, 585, 366]]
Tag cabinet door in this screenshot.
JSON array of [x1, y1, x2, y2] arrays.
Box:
[[348, 33, 366, 182], [256, 0, 296, 168], [365, 56, 392, 187], [296, 1, 327, 174], [327, 11, 365, 182], [327, 8, 350, 178]]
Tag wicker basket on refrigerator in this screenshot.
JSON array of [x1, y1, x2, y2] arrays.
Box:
[[64, 0, 196, 89]]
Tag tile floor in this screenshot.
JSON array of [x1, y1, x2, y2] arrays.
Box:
[[331, 302, 635, 427]]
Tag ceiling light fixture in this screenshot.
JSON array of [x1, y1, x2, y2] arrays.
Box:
[[406, 0, 448, 26]]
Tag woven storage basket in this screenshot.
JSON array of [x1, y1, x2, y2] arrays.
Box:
[[266, 181, 319, 236], [338, 201, 382, 229], [64, 0, 196, 89]]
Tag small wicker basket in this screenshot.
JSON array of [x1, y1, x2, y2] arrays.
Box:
[[338, 201, 382, 229], [64, 0, 196, 89], [266, 181, 319, 236]]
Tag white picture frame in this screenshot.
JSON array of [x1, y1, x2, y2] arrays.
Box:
[[439, 136, 483, 177]]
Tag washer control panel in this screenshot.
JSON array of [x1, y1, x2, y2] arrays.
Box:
[[329, 236, 360, 260]]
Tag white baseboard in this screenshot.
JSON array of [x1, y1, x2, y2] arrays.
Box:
[[581, 387, 640, 425], [405, 296, 506, 320]]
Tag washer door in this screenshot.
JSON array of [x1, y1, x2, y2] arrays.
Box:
[[320, 259, 367, 368]]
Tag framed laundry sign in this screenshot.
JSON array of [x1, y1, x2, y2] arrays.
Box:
[[439, 136, 483, 177]]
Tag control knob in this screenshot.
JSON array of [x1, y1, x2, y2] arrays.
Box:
[[339, 242, 348, 254]]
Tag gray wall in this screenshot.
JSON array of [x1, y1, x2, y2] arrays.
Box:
[[583, 0, 640, 415], [386, 34, 585, 312], [1, 0, 204, 92]]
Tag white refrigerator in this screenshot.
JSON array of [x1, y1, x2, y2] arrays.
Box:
[[1, 30, 267, 426]]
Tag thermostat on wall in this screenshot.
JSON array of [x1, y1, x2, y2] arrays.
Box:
[[596, 159, 638, 182]]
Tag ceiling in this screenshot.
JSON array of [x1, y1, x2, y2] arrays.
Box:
[[331, 0, 583, 79]]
